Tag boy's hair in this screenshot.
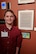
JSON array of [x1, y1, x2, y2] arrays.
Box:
[[4, 9, 15, 17]]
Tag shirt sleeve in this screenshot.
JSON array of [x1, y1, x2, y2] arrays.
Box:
[[16, 29, 22, 48], [0, 25, 1, 37], [0, 25, 2, 54]]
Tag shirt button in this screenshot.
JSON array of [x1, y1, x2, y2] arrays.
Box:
[[7, 41, 9, 44], [7, 47, 9, 49], [7, 52, 8, 54], [8, 36, 10, 38]]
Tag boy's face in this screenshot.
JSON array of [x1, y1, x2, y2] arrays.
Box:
[[4, 12, 15, 25]]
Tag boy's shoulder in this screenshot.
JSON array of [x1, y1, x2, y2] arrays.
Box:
[[0, 24, 5, 30]]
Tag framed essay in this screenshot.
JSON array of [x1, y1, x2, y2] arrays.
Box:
[[22, 32, 30, 39], [18, 10, 34, 30], [18, 0, 35, 4]]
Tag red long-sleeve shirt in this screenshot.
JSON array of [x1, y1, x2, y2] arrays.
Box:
[[0, 24, 22, 54]]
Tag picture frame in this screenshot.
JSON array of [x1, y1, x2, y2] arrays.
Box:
[[1, 2, 7, 9], [7, 2, 11, 9], [18, 0, 35, 4], [22, 32, 31, 39], [18, 10, 34, 30], [0, 19, 5, 24]]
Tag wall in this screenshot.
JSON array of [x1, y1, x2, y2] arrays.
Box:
[[0, 0, 36, 54]]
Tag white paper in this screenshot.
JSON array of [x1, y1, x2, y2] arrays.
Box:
[[1, 31, 8, 37]]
